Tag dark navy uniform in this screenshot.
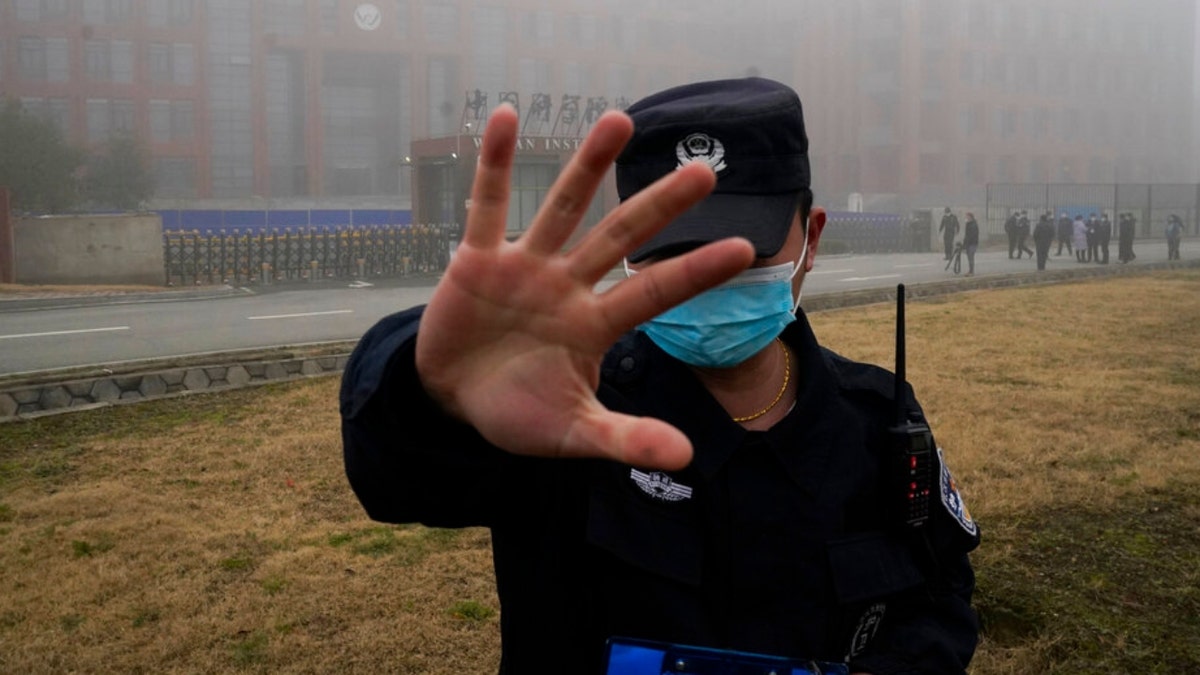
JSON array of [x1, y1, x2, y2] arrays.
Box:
[[342, 306, 980, 674]]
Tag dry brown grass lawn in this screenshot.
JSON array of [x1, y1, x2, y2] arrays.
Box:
[[1, 269, 1198, 674]]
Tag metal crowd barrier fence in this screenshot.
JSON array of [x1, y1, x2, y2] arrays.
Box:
[[821, 212, 910, 253], [163, 224, 454, 286]]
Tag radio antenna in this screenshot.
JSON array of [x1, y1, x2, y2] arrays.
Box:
[[894, 284, 906, 425]]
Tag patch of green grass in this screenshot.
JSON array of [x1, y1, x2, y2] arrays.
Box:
[[975, 486, 1200, 673], [448, 600, 495, 622], [71, 535, 115, 558], [230, 630, 269, 666], [0, 503, 13, 522], [326, 525, 461, 564], [60, 614, 85, 632], [131, 608, 160, 628], [219, 555, 253, 571], [261, 575, 287, 595]]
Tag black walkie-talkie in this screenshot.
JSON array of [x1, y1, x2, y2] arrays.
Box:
[[891, 284, 934, 529]]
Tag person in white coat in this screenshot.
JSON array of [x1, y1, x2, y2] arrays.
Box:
[[1072, 215, 1088, 263]]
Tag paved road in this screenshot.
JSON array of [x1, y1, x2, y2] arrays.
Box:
[[1, 240, 1194, 376]]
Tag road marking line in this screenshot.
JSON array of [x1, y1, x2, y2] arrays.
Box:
[[840, 274, 902, 282], [808, 268, 854, 275], [246, 310, 354, 320], [894, 263, 936, 269], [0, 326, 131, 340]]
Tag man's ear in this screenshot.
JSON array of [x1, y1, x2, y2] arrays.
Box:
[[804, 207, 827, 271]]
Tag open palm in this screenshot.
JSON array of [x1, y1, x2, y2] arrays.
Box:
[[415, 105, 754, 470]]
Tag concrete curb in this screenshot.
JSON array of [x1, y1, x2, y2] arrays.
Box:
[[2, 258, 1198, 423], [0, 284, 251, 313]]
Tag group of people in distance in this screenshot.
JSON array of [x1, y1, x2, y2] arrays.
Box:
[[938, 207, 1187, 275]]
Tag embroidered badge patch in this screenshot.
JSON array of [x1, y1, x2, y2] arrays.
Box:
[[847, 602, 886, 660], [675, 133, 727, 173], [630, 469, 693, 502], [938, 447, 976, 536]]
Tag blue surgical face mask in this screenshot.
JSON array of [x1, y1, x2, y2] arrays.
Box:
[[628, 226, 809, 368]]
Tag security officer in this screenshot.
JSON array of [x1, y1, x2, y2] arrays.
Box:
[[341, 79, 980, 675], [939, 207, 960, 260]]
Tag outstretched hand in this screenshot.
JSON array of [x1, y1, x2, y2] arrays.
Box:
[[415, 105, 755, 470]]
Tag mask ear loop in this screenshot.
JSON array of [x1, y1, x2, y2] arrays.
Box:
[[622, 258, 635, 278], [789, 218, 810, 313]]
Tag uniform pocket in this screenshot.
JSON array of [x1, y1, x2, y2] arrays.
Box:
[[826, 531, 925, 604], [586, 488, 703, 585]]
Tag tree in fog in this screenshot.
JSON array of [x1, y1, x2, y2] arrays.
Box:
[[83, 134, 156, 211], [0, 98, 85, 213]]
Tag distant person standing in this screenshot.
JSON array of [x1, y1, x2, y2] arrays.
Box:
[[939, 207, 960, 260], [1097, 213, 1112, 264], [1167, 214, 1184, 260], [1085, 213, 1099, 262], [963, 211, 980, 276], [1033, 211, 1055, 270], [1004, 211, 1019, 259], [1016, 210, 1034, 259], [1073, 215, 1088, 262], [1055, 212, 1073, 256], [1118, 213, 1137, 263]]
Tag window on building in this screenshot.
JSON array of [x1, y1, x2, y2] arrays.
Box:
[[995, 155, 1014, 182], [264, 0, 306, 35], [85, 40, 110, 81], [172, 44, 195, 85], [965, 154, 985, 183], [112, 41, 134, 83], [394, 0, 411, 36], [172, 100, 194, 140], [0, 39, 5, 83], [1000, 108, 1016, 139], [426, 56, 459, 137], [150, 100, 172, 142], [43, 0, 69, 17], [19, 97, 69, 140], [148, 43, 171, 84], [319, 0, 339, 33], [472, 6, 507, 96], [919, 154, 946, 185], [523, 10, 555, 47], [46, 37, 69, 82], [155, 157, 197, 197], [959, 104, 983, 138], [574, 13, 598, 48], [15, 0, 41, 21], [1028, 157, 1047, 182], [518, 58, 552, 96], [425, 2, 460, 43], [83, 0, 106, 22], [86, 98, 112, 142], [18, 37, 46, 81], [111, 99, 135, 135], [150, 0, 193, 25], [506, 163, 558, 236]]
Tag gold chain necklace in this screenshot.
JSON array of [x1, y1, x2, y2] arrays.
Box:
[[731, 338, 790, 423]]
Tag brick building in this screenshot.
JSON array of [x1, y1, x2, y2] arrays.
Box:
[[1, 0, 1194, 223]]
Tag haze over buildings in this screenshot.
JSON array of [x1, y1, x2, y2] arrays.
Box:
[[0, 0, 1195, 221]]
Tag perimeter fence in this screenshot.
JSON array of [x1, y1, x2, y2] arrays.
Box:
[[162, 224, 454, 286], [986, 183, 1200, 239]]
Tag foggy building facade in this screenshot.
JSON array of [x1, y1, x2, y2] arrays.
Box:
[[797, 0, 1197, 211], [0, 0, 1195, 220]]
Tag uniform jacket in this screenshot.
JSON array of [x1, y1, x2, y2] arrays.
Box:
[[341, 307, 981, 675]]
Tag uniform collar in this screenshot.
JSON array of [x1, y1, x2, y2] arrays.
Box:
[[629, 311, 840, 484]]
